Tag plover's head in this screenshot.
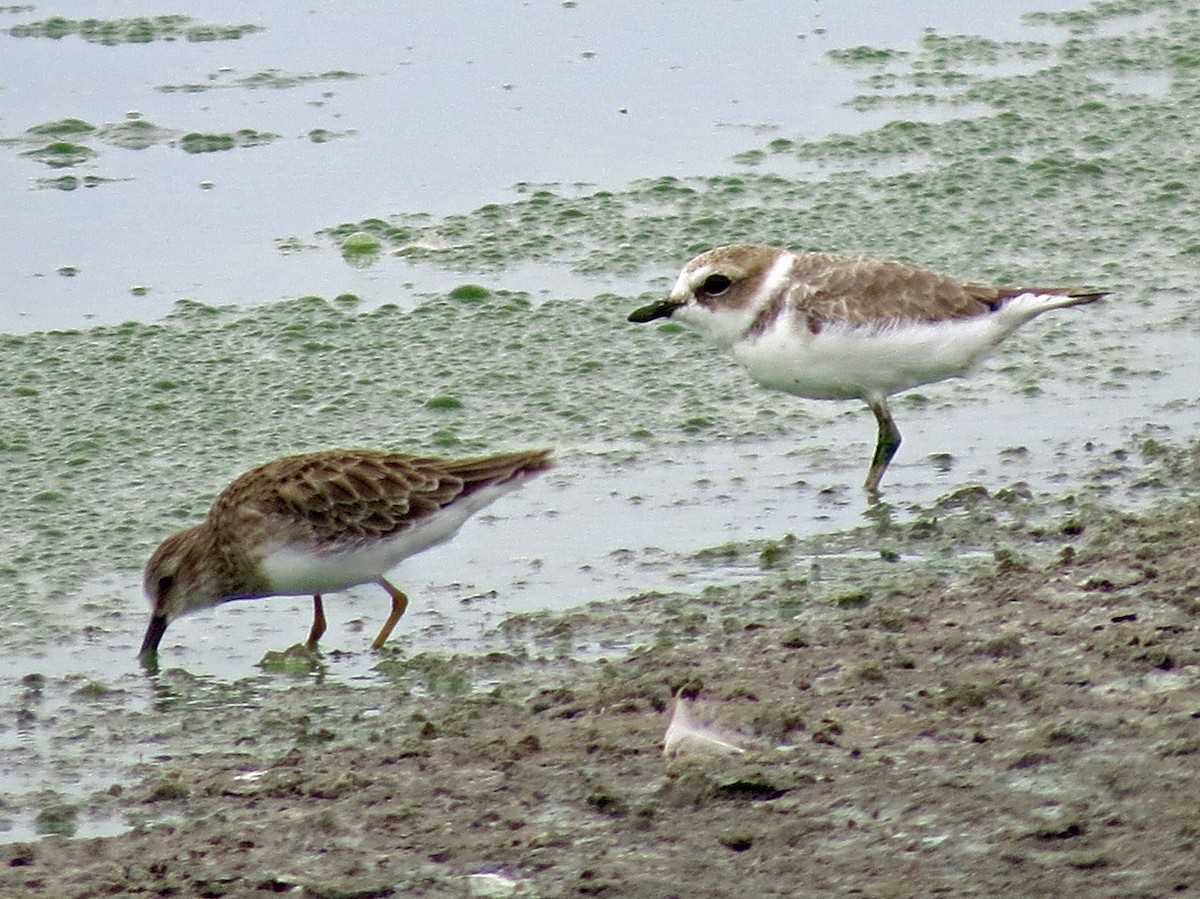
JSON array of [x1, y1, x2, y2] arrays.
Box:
[[628, 245, 795, 348], [139, 523, 229, 659]]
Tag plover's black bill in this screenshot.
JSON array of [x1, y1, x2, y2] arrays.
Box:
[[627, 299, 679, 323]]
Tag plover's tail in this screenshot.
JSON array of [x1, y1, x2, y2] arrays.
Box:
[[1000, 285, 1108, 310], [990, 285, 1108, 328], [1057, 287, 1108, 306]]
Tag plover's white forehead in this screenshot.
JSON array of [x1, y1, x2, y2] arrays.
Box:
[[667, 262, 696, 297], [674, 258, 732, 295]]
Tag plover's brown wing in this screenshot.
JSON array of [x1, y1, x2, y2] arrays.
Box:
[[788, 254, 1104, 329], [211, 448, 552, 547], [784, 254, 997, 328]]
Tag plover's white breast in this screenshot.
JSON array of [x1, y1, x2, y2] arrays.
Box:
[[628, 244, 1105, 492], [733, 307, 1020, 401]]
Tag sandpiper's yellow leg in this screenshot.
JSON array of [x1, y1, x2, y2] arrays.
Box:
[[371, 579, 410, 649]]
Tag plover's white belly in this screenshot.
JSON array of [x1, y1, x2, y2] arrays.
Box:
[[734, 315, 1009, 401], [259, 482, 523, 596]]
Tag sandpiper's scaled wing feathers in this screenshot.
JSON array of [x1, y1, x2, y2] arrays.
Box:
[[139, 447, 553, 662], [211, 448, 553, 551]]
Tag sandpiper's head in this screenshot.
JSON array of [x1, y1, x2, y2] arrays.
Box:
[[139, 524, 225, 660], [627, 245, 795, 348]]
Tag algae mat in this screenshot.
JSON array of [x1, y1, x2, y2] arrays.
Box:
[[0, 2, 1197, 887]]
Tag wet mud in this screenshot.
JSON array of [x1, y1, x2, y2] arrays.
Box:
[[2, 442, 1196, 898]]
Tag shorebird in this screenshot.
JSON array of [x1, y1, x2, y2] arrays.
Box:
[[139, 447, 552, 660], [629, 244, 1105, 493]]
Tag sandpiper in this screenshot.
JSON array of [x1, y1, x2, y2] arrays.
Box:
[[629, 244, 1105, 493], [139, 447, 553, 660]]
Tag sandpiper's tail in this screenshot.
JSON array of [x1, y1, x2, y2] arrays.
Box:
[[439, 448, 554, 494]]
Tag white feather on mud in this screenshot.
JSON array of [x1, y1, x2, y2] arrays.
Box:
[[663, 696, 748, 757]]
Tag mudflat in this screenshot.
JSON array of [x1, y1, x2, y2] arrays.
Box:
[[3, 443, 1197, 898]]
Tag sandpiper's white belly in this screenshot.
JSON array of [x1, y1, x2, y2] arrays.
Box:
[[259, 482, 522, 596], [733, 313, 1013, 401]]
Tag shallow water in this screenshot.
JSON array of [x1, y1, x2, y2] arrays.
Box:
[[0, 0, 1198, 842], [3, 0, 1079, 333]]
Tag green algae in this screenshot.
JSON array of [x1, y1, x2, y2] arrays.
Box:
[[5, 117, 279, 169], [374, 652, 476, 695], [98, 119, 174, 151], [21, 141, 94, 168], [1023, 0, 1178, 34], [0, 290, 806, 645], [34, 174, 114, 191], [259, 644, 326, 676], [178, 129, 279, 153], [3, 261, 1149, 657], [191, 130, 241, 151], [827, 45, 908, 66], [448, 284, 492, 301], [308, 128, 348, 144], [158, 68, 362, 94], [26, 118, 95, 138], [33, 801, 78, 837], [307, 0, 1200, 302], [7, 16, 263, 45], [340, 233, 383, 268], [4, 0, 1198, 663]]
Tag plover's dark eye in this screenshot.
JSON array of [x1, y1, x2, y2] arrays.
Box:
[[699, 273, 732, 297], [157, 574, 175, 598]]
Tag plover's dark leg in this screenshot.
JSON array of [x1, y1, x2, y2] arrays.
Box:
[[371, 579, 411, 649], [306, 595, 327, 649], [865, 396, 902, 494]]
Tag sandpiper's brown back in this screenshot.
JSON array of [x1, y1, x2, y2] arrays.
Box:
[[210, 448, 553, 549]]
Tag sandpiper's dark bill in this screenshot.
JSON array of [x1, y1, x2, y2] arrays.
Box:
[[139, 447, 553, 659]]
